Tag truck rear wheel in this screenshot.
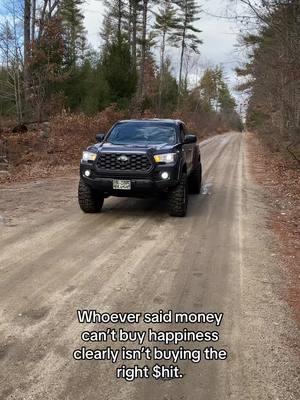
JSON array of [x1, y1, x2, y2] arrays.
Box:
[[78, 178, 104, 213], [188, 163, 202, 194], [167, 173, 188, 217]]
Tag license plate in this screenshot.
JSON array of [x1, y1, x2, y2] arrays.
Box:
[[113, 179, 131, 190]]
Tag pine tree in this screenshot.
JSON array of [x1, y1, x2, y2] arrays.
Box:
[[59, 0, 86, 69], [101, 0, 143, 70], [170, 0, 202, 102], [200, 67, 236, 113], [101, 0, 128, 43], [153, 0, 177, 114], [159, 57, 178, 115], [218, 80, 236, 114], [101, 35, 137, 106], [236, 1, 300, 139], [100, 13, 115, 45]]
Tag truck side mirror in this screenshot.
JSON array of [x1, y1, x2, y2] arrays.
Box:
[[184, 134, 197, 144], [96, 133, 105, 142]]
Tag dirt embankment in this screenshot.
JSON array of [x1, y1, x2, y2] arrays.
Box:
[[246, 132, 300, 326]]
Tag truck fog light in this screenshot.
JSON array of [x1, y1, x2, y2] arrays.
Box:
[[161, 172, 169, 180], [84, 170, 91, 177]]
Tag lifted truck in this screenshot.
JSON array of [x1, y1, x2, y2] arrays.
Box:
[[78, 119, 202, 217]]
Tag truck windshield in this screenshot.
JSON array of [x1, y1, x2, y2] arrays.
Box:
[[107, 122, 177, 145]]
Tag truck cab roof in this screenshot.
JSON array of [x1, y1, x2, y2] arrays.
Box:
[[116, 119, 184, 126]]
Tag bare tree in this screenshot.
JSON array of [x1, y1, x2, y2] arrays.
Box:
[[23, 0, 31, 103], [0, 0, 24, 122]]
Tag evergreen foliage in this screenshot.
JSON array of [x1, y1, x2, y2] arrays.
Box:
[[0, 0, 240, 134], [236, 0, 300, 140], [60, 0, 87, 69]]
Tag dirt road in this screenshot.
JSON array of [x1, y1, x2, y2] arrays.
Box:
[[0, 132, 299, 399]]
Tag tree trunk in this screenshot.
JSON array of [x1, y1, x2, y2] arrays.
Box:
[[38, 0, 49, 41], [31, 0, 36, 41], [178, 1, 189, 107], [24, 0, 31, 104], [131, 0, 137, 70], [117, 0, 122, 41], [158, 29, 166, 115], [128, 0, 132, 49], [178, 28, 186, 107], [10, 6, 24, 122], [184, 55, 189, 93], [138, 0, 148, 100]]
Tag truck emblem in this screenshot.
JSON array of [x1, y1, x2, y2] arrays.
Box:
[[118, 155, 129, 162]]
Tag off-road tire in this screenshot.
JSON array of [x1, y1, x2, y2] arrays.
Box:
[[78, 178, 104, 213], [188, 163, 202, 194], [167, 173, 188, 217]]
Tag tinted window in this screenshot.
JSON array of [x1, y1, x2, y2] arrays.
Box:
[[107, 122, 177, 145]]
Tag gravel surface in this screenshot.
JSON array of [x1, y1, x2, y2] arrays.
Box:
[[0, 131, 299, 399]]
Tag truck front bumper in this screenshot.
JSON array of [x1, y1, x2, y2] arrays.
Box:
[[80, 163, 180, 197]]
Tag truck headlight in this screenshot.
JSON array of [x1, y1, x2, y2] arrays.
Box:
[[82, 151, 97, 162], [154, 153, 177, 163]]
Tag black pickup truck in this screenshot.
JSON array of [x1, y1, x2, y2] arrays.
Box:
[[78, 119, 202, 217]]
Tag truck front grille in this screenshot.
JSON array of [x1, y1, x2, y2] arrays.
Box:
[[96, 153, 152, 172]]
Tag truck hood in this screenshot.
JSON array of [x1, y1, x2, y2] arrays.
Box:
[[93, 142, 176, 153]]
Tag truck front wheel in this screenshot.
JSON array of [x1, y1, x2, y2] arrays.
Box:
[[167, 173, 188, 217], [78, 178, 104, 213], [188, 163, 202, 194]]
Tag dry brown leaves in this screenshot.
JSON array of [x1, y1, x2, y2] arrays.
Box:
[[0, 107, 230, 185], [0, 105, 126, 184], [247, 132, 300, 326]]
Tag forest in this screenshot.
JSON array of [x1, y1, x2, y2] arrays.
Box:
[[0, 0, 299, 176], [0, 0, 242, 134], [235, 0, 300, 154]]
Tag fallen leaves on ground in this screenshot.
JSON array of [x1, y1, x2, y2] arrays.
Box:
[[247, 132, 300, 326]]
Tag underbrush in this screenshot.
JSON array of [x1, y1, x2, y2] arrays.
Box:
[[0, 105, 233, 184], [247, 132, 300, 325], [0, 105, 125, 183]]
